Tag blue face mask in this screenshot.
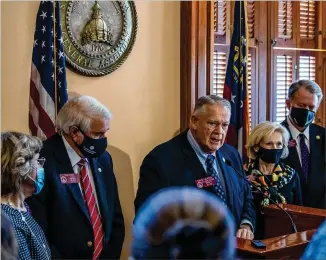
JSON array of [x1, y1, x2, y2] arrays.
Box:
[[28, 168, 45, 195]]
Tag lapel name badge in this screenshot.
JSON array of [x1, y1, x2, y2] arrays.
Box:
[[288, 139, 297, 148], [60, 174, 80, 184], [195, 176, 216, 188]]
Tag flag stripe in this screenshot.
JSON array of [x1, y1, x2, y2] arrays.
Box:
[[30, 79, 56, 137], [30, 63, 56, 123], [29, 1, 68, 140], [28, 114, 38, 137]]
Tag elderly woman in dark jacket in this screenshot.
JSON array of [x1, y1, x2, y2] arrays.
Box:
[[245, 122, 302, 238]]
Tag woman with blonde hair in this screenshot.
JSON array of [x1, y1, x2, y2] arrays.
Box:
[[131, 187, 235, 259], [246, 122, 302, 238], [1, 132, 50, 259]]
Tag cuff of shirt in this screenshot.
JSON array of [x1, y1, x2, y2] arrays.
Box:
[[240, 219, 254, 231]]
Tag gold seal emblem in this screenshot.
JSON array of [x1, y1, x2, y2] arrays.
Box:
[[60, 1, 137, 76]]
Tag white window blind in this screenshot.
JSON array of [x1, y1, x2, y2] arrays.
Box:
[[300, 1, 316, 39], [212, 51, 227, 97], [278, 1, 293, 39], [275, 55, 293, 123], [214, 1, 226, 36], [299, 56, 316, 80], [247, 1, 255, 39]]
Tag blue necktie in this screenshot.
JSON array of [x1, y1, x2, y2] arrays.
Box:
[[299, 133, 309, 181], [206, 155, 227, 204]]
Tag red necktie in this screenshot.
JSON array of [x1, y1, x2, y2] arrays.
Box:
[[78, 159, 104, 259]]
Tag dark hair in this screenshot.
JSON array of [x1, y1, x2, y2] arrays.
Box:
[[1, 211, 18, 260], [288, 80, 323, 103], [131, 187, 235, 259]]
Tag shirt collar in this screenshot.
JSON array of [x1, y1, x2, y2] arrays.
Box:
[[187, 130, 216, 161], [62, 135, 83, 167], [287, 116, 310, 141]]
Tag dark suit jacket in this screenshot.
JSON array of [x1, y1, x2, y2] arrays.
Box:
[[27, 134, 125, 259], [134, 131, 256, 229], [281, 121, 326, 209]]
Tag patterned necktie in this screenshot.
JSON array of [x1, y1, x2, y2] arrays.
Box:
[[206, 155, 227, 204], [78, 159, 104, 260], [299, 133, 309, 181]]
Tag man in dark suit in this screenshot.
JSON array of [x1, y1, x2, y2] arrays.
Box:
[[135, 95, 256, 241], [281, 80, 325, 209], [27, 96, 125, 259]]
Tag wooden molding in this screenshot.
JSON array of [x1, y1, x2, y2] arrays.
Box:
[[180, 1, 214, 132]]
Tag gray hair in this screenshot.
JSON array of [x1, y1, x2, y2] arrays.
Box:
[[56, 96, 112, 134], [246, 121, 290, 160], [1, 132, 42, 196], [288, 80, 323, 104], [193, 95, 231, 115]]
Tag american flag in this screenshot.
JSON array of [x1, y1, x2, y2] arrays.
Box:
[[29, 1, 68, 140], [223, 1, 249, 158]]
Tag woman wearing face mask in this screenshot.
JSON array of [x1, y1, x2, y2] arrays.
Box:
[[245, 122, 303, 239], [1, 132, 50, 260]]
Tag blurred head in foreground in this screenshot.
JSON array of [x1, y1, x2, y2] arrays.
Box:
[[131, 187, 236, 259]]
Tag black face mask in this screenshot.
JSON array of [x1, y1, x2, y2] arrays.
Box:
[[290, 107, 315, 128], [77, 129, 107, 158], [257, 147, 283, 164]]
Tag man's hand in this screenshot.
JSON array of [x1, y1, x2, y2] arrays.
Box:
[[236, 224, 254, 240]]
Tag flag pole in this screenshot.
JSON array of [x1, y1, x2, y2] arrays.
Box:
[[244, 0, 249, 134], [53, 0, 58, 119]]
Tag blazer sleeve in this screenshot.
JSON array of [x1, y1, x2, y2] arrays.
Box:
[[106, 157, 125, 259], [134, 152, 167, 216], [236, 152, 256, 230]]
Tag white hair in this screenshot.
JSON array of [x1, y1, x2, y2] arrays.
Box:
[[246, 121, 290, 160], [56, 96, 112, 134]]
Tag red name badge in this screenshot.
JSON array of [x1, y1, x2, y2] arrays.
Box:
[[60, 174, 80, 184], [195, 176, 216, 188]]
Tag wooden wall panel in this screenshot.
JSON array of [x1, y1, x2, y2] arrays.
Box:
[[180, 1, 214, 131]]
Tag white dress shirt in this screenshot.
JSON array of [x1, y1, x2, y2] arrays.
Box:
[[62, 135, 101, 214], [287, 117, 310, 166]]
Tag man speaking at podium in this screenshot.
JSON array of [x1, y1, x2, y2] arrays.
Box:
[[135, 95, 256, 240], [281, 80, 325, 209]]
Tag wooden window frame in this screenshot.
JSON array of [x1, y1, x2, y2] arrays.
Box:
[[180, 1, 325, 132], [180, 1, 214, 131]]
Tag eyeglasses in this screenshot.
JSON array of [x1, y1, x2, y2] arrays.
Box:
[[32, 158, 46, 169]]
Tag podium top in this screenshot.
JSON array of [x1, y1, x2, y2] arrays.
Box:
[[267, 204, 326, 217], [236, 229, 315, 256]]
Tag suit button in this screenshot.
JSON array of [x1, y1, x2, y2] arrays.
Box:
[[87, 241, 92, 247]]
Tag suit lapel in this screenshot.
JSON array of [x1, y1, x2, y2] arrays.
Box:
[[216, 150, 233, 205], [180, 132, 211, 190], [282, 120, 302, 175], [54, 135, 90, 222]]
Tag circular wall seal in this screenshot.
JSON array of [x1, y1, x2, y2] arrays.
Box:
[[60, 1, 137, 76]]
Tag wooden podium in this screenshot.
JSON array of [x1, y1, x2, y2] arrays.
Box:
[[264, 204, 326, 238], [236, 204, 326, 259]]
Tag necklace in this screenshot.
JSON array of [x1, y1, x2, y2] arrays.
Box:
[[0, 199, 27, 212]]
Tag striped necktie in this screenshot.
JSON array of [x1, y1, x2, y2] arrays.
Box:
[[78, 159, 104, 259]]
